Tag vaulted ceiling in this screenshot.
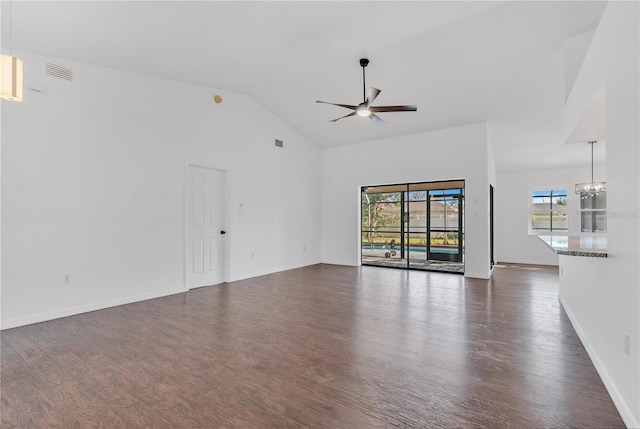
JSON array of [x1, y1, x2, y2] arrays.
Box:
[[1, 1, 607, 171]]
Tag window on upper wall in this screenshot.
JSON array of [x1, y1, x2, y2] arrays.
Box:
[[530, 189, 568, 232], [580, 192, 607, 233]]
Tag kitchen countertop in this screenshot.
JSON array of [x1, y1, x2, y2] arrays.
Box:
[[537, 235, 607, 258]]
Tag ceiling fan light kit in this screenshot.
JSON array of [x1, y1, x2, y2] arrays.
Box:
[[316, 58, 416, 124], [356, 105, 371, 117]]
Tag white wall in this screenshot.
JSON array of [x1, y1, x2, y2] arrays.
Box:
[[1, 51, 321, 329], [559, 2, 639, 427], [496, 163, 605, 266], [320, 122, 493, 279]]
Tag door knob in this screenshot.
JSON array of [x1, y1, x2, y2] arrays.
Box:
[[220, 230, 226, 235]]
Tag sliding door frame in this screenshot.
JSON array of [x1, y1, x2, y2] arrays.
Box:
[[361, 179, 465, 272]]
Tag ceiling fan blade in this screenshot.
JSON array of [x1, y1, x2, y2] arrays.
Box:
[[316, 100, 358, 110], [329, 111, 357, 122], [369, 105, 418, 112], [365, 87, 381, 106], [369, 113, 386, 126]]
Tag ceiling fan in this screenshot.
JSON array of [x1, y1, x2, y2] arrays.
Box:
[[316, 58, 417, 125]]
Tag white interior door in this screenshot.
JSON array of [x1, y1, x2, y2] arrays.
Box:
[[187, 165, 225, 289]]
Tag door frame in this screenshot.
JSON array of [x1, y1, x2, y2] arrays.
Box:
[[184, 162, 229, 291], [490, 184, 495, 269]]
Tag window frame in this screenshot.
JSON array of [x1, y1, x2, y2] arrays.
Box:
[[579, 192, 607, 233], [529, 188, 569, 234]]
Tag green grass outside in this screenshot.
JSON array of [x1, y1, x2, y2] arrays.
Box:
[[362, 235, 461, 246]]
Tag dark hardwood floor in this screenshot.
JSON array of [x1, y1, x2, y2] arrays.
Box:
[[1, 263, 625, 428]]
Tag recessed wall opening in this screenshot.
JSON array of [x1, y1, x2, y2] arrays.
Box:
[[361, 180, 465, 274]]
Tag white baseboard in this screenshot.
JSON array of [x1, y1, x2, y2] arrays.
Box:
[[2, 261, 324, 330], [463, 270, 491, 279], [559, 294, 638, 429], [320, 256, 360, 267], [0, 286, 185, 330], [322, 262, 359, 267], [227, 260, 321, 283]]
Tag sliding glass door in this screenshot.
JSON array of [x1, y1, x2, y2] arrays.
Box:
[[361, 180, 464, 273], [361, 191, 403, 264], [427, 189, 463, 262]]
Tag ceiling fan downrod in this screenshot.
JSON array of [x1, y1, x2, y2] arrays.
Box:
[[360, 58, 369, 103]]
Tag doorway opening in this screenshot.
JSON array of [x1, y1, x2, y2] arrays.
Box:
[[361, 180, 464, 274], [490, 184, 495, 270]]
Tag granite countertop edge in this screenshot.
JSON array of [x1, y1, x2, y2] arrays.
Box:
[[554, 249, 608, 258], [536, 235, 608, 258]]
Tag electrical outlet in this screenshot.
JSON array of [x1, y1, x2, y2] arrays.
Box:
[[63, 273, 72, 284], [624, 332, 630, 356]]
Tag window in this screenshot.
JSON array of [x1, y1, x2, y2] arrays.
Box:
[[530, 189, 568, 232], [580, 192, 606, 233]]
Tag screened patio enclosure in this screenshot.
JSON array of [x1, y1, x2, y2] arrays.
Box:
[[361, 180, 464, 274]]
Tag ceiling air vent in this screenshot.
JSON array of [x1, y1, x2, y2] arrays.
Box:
[[46, 62, 73, 81]]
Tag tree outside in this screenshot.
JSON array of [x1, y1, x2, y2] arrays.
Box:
[[361, 192, 401, 232]]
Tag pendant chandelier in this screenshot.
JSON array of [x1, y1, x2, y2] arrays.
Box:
[[575, 141, 605, 199], [1, 0, 23, 102]]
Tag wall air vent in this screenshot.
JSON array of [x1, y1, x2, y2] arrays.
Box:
[[275, 139, 283, 148], [46, 62, 73, 81]]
